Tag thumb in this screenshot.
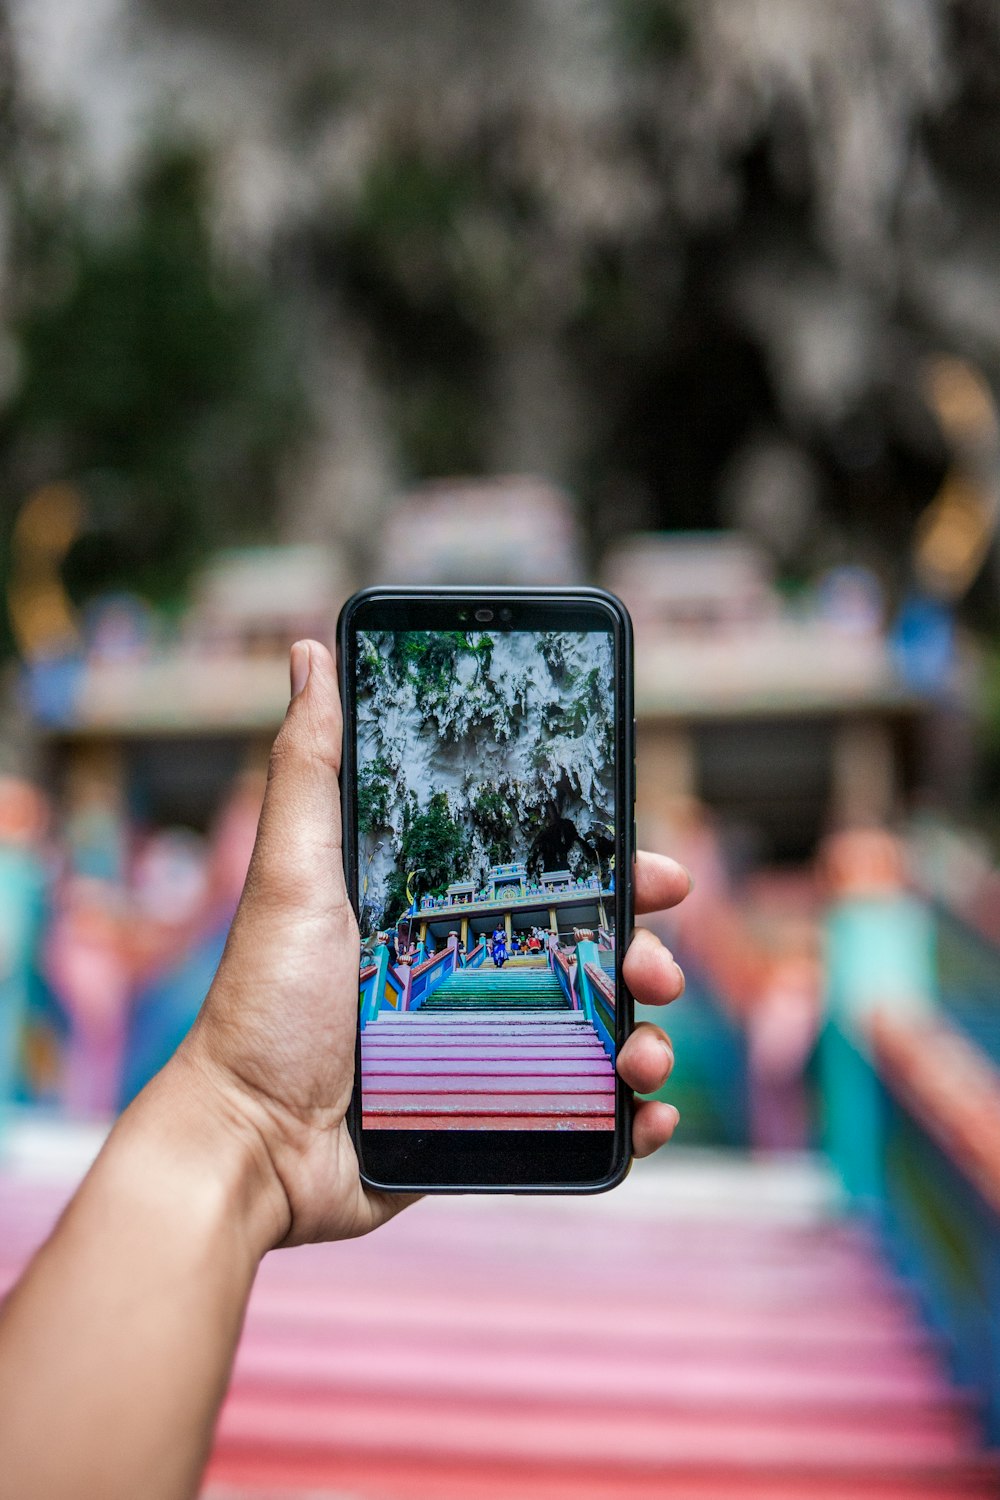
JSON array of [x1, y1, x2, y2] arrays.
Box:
[[239, 639, 350, 920]]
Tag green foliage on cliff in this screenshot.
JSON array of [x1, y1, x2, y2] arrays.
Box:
[[356, 635, 387, 695], [331, 148, 495, 479], [358, 752, 393, 839], [382, 790, 468, 921], [471, 783, 516, 868], [1, 139, 307, 636], [389, 630, 470, 697], [383, 630, 500, 739]]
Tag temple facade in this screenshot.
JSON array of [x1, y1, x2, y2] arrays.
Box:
[[412, 862, 612, 954]]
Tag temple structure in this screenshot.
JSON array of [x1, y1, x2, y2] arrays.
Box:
[[413, 862, 612, 953]]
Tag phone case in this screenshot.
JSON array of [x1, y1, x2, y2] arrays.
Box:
[[337, 586, 635, 1193]]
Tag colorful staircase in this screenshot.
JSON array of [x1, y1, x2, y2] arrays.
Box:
[[3, 1132, 998, 1500], [421, 960, 566, 1011], [362, 963, 615, 1129]]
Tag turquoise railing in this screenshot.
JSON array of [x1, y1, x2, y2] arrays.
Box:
[[823, 879, 1000, 1443], [635, 956, 751, 1146], [406, 945, 458, 1011], [359, 945, 406, 1030], [934, 904, 1000, 1068], [580, 956, 615, 1060], [548, 944, 579, 1010], [823, 1010, 1000, 1443]]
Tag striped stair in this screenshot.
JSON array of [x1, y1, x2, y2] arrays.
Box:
[[1, 1129, 998, 1500], [420, 961, 568, 1011], [208, 1155, 1000, 1499], [363, 962, 613, 1129]]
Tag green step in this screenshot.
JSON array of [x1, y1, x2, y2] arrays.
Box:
[[422, 1004, 565, 1011], [421, 966, 571, 1013]]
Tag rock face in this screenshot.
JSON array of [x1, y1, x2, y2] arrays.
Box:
[[6, 1, 1000, 595], [356, 629, 615, 925]]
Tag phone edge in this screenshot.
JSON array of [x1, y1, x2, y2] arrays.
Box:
[[337, 585, 636, 1195]]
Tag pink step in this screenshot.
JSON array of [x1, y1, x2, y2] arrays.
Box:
[[2, 1170, 998, 1500], [362, 1004, 612, 1128], [207, 1456, 1000, 1500], [365, 1044, 605, 1056], [359, 1056, 611, 1068], [363, 1033, 603, 1044], [373, 1016, 590, 1024], [374, 1015, 588, 1024], [211, 1386, 986, 1470], [241, 1301, 940, 1385], [364, 1074, 615, 1094], [363, 1092, 615, 1115], [228, 1332, 970, 1419], [362, 1114, 617, 1130], [362, 1060, 614, 1076]]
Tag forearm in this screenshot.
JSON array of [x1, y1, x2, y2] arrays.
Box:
[[0, 1052, 287, 1500]]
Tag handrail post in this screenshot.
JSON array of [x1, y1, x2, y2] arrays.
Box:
[[362, 943, 391, 1029], [395, 961, 413, 1011], [820, 830, 935, 1208], [575, 939, 599, 1028]]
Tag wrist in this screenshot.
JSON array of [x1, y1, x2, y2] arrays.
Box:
[[113, 1045, 292, 1261]]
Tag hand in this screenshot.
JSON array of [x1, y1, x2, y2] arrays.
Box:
[[174, 641, 689, 1248], [616, 857, 688, 1157]]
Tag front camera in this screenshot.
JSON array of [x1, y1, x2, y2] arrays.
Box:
[[474, 607, 494, 623]]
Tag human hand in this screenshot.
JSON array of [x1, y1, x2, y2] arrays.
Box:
[[171, 641, 688, 1250]]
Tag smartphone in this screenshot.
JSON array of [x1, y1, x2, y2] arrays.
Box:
[[338, 586, 635, 1192]]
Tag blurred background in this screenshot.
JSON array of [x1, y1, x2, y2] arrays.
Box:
[[4, 2, 1000, 1495]]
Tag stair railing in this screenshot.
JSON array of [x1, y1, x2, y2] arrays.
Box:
[[853, 1011, 1000, 1444], [822, 834, 1000, 1444], [547, 940, 580, 1010], [463, 941, 486, 969], [578, 947, 615, 1059], [359, 944, 405, 1029], [406, 942, 459, 1011]]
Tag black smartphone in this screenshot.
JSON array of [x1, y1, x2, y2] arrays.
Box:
[[338, 586, 635, 1192]]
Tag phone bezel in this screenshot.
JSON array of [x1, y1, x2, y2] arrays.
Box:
[[338, 586, 635, 1193]]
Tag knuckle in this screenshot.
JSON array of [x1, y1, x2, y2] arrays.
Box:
[[267, 721, 303, 780], [268, 707, 341, 783]]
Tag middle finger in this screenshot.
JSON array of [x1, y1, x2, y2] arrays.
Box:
[[622, 925, 685, 1007], [617, 1020, 675, 1095]]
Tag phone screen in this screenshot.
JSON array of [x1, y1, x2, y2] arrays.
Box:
[[344, 593, 630, 1188]]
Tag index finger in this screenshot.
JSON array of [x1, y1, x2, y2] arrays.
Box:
[[635, 850, 692, 915]]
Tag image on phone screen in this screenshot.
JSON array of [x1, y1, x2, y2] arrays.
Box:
[[355, 627, 617, 1133]]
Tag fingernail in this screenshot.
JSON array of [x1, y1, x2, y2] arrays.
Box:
[[660, 1036, 674, 1064], [290, 640, 311, 698], [682, 864, 695, 893], [673, 961, 686, 993], [666, 1104, 681, 1129]]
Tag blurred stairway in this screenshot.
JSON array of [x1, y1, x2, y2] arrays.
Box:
[[362, 961, 614, 1128], [207, 1153, 1000, 1499], [1, 1131, 998, 1500]]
